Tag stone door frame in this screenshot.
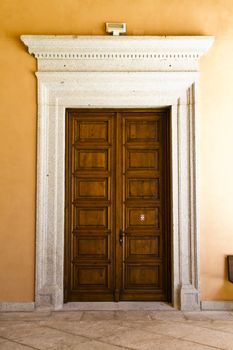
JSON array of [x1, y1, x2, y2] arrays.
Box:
[[21, 35, 214, 310]]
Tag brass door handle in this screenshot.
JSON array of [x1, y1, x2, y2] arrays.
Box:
[[119, 229, 126, 244]]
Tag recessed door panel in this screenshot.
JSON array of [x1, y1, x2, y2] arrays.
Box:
[[76, 207, 108, 228], [125, 265, 160, 288], [77, 121, 109, 142], [76, 178, 108, 199], [127, 178, 159, 199], [127, 208, 160, 228], [127, 150, 159, 170], [126, 236, 160, 259], [127, 121, 159, 142], [73, 236, 109, 260], [76, 150, 108, 170], [72, 265, 109, 288]]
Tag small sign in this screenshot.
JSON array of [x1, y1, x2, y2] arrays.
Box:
[[106, 23, 126, 36]]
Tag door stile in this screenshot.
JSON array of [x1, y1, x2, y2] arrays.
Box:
[[164, 109, 172, 302], [114, 112, 122, 301], [64, 112, 69, 302], [111, 113, 117, 300], [121, 113, 127, 295]]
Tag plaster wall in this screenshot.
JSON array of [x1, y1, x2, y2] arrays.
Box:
[[0, 0, 233, 302]]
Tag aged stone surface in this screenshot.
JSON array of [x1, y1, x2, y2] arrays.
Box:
[[1, 310, 233, 350]]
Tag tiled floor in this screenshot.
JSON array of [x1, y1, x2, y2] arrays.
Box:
[[0, 309, 233, 349]]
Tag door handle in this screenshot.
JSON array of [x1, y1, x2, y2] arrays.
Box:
[[119, 229, 126, 244]]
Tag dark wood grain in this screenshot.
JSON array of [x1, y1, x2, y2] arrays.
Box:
[[64, 109, 171, 302]]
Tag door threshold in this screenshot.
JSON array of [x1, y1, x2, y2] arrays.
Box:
[[62, 302, 174, 311]]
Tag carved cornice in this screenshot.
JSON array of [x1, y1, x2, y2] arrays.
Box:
[[21, 35, 214, 72]]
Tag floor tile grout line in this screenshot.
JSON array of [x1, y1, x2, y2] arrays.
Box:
[[0, 336, 41, 350], [198, 326, 233, 335], [39, 325, 136, 350], [42, 323, 143, 348], [177, 338, 225, 350], [176, 319, 233, 335], [39, 318, 232, 346], [92, 325, 215, 348], [125, 327, 188, 342], [123, 325, 226, 349], [122, 317, 233, 337], [39, 324, 94, 342], [97, 331, 225, 350], [82, 338, 139, 350], [0, 336, 7, 343], [81, 327, 225, 350], [0, 320, 45, 325], [77, 311, 84, 321]]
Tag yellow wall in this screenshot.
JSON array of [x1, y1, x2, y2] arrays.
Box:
[[0, 0, 233, 301]]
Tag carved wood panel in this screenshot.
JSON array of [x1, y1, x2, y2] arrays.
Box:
[[65, 109, 170, 302], [120, 112, 170, 301], [65, 111, 115, 301]]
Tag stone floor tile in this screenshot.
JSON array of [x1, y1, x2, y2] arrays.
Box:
[[0, 340, 35, 349], [63, 302, 120, 311], [184, 312, 214, 321], [115, 310, 152, 321], [142, 338, 218, 350], [150, 311, 186, 322], [205, 312, 233, 321], [41, 319, 131, 339], [180, 320, 215, 328], [63, 301, 174, 311], [0, 311, 51, 321], [133, 320, 203, 339], [117, 302, 173, 311], [49, 339, 126, 350], [81, 311, 115, 321], [184, 319, 233, 334], [101, 329, 214, 350], [50, 311, 83, 321], [1, 310, 233, 350], [99, 329, 164, 349], [120, 319, 155, 329], [183, 326, 233, 349], [208, 320, 233, 333], [13, 326, 89, 350], [0, 322, 39, 340]]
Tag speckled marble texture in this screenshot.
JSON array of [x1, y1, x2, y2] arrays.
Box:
[[1, 310, 233, 350]]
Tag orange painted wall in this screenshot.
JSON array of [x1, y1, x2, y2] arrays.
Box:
[[0, 0, 233, 301]]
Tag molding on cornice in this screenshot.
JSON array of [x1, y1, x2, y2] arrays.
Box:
[[21, 35, 214, 72]]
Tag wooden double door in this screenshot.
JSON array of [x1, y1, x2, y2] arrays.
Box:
[[64, 109, 171, 302]]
